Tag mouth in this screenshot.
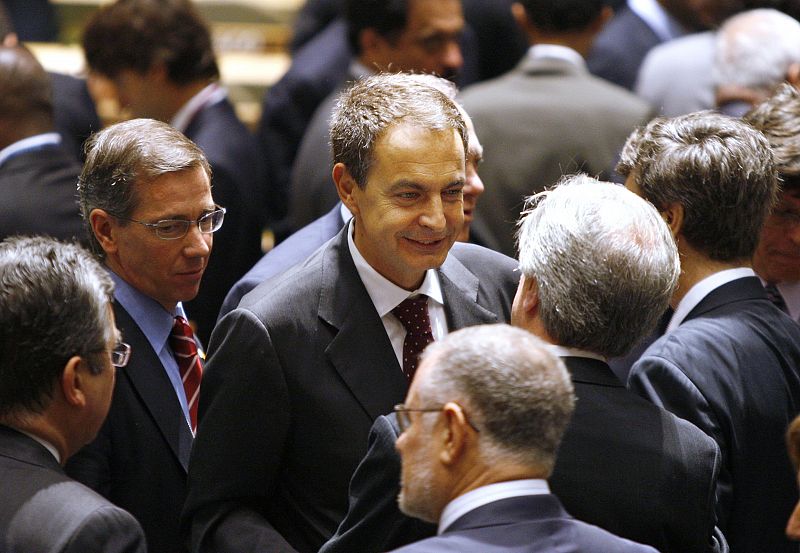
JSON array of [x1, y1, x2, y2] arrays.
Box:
[[403, 236, 448, 252]]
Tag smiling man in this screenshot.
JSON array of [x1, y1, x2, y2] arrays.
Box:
[[184, 73, 519, 553], [66, 118, 220, 553]]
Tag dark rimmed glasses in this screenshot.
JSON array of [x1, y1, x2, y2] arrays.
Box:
[[113, 207, 226, 240]]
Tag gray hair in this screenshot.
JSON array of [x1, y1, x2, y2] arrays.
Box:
[[617, 111, 778, 262], [416, 324, 575, 474], [713, 9, 800, 93], [78, 118, 211, 257], [516, 175, 679, 358], [329, 72, 468, 188], [0, 236, 114, 420], [745, 82, 800, 184]]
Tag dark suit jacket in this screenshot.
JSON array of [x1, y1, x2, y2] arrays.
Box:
[[182, 98, 265, 345], [67, 303, 193, 553], [586, 5, 662, 90], [183, 227, 520, 553], [219, 204, 344, 319], [0, 425, 147, 553], [321, 356, 723, 553], [629, 277, 800, 553], [49, 72, 101, 161], [0, 144, 84, 243], [390, 494, 659, 553]]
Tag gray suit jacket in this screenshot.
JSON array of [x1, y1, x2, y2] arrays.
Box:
[[459, 55, 652, 256], [184, 226, 519, 553], [0, 425, 146, 553]]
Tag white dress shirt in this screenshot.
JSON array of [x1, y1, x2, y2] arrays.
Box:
[[170, 82, 227, 133], [667, 268, 756, 332]]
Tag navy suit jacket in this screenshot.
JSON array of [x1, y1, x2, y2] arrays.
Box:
[[67, 302, 193, 553], [49, 72, 101, 161], [182, 98, 265, 345], [184, 227, 520, 553], [0, 425, 146, 553], [0, 144, 85, 244], [322, 356, 724, 553], [629, 276, 800, 553], [390, 495, 658, 553], [586, 5, 662, 90]]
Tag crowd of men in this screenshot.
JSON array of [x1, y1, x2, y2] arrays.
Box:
[[3, 0, 800, 552]]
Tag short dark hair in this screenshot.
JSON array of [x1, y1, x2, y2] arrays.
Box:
[[0, 236, 114, 420], [78, 118, 211, 257], [746, 83, 800, 190], [617, 111, 778, 262], [82, 0, 218, 85], [518, 0, 605, 32], [0, 45, 52, 123], [345, 0, 408, 53]]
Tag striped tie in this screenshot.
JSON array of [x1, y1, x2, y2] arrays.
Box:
[[169, 316, 203, 433]]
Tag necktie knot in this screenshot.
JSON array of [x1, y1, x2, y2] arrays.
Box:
[[392, 295, 434, 381], [169, 316, 203, 433]]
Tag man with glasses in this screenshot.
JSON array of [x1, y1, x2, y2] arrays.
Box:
[[0, 235, 145, 553], [388, 324, 657, 552], [67, 118, 220, 553]]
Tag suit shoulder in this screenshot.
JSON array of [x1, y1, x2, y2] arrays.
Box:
[[65, 503, 146, 553], [449, 242, 517, 271]]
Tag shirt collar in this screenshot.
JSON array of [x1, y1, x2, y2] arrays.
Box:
[[546, 344, 606, 362], [16, 428, 61, 464], [171, 82, 227, 133], [0, 133, 61, 168], [667, 267, 756, 331], [108, 269, 186, 354], [628, 0, 690, 41], [347, 219, 444, 316], [527, 44, 586, 69], [438, 479, 550, 534]]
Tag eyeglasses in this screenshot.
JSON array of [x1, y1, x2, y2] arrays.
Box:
[[113, 207, 226, 240], [393, 403, 480, 434], [110, 342, 132, 368]]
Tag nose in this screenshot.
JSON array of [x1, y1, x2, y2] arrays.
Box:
[[787, 501, 800, 540], [441, 40, 463, 75], [419, 196, 447, 232], [184, 223, 212, 257], [464, 162, 485, 202]]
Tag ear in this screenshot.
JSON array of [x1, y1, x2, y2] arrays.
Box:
[[661, 202, 684, 238], [359, 28, 391, 64], [438, 402, 471, 467], [333, 163, 361, 218], [60, 356, 88, 409], [511, 3, 529, 32], [89, 208, 118, 256], [787, 63, 800, 89], [519, 275, 540, 317]]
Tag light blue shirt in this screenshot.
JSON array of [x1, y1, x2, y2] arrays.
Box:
[[0, 133, 61, 168], [109, 270, 192, 429]]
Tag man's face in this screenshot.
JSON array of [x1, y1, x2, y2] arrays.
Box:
[[348, 122, 465, 290], [395, 355, 449, 523], [101, 166, 215, 311], [81, 304, 119, 448], [753, 189, 800, 284], [96, 68, 169, 121], [458, 111, 485, 243], [383, 0, 464, 80]]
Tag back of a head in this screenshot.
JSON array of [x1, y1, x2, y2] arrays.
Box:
[[713, 8, 800, 93], [78, 118, 211, 257], [745, 82, 800, 184], [329, 72, 467, 187], [82, 0, 218, 84], [0, 236, 113, 422], [617, 111, 778, 262], [418, 324, 575, 474], [0, 45, 53, 128], [345, 0, 408, 53], [518, 0, 605, 32], [516, 175, 680, 358]]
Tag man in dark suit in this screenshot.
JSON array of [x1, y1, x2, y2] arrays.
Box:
[[0, 45, 84, 243], [81, 0, 264, 344], [321, 175, 724, 553], [621, 111, 800, 553], [184, 73, 519, 553], [0, 236, 146, 553], [67, 119, 222, 553], [388, 324, 658, 553]]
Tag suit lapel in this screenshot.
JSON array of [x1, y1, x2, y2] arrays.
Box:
[[321, 230, 408, 420], [114, 304, 193, 471], [438, 253, 499, 330]]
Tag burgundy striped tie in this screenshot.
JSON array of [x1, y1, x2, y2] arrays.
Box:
[[392, 295, 434, 382], [169, 316, 203, 433]]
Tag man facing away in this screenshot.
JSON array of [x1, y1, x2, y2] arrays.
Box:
[[0, 236, 145, 553], [66, 119, 222, 553], [390, 323, 659, 553], [621, 111, 800, 553], [183, 73, 520, 553]]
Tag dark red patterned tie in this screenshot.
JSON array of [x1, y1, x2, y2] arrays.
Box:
[[169, 316, 203, 433], [392, 295, 434, 381]]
